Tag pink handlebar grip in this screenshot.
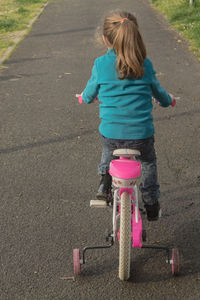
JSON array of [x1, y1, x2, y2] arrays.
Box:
[[171, 98, 176, 107], [78, 95, 83, 104]]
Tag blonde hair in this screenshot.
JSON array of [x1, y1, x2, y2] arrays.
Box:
[[103, 11, 146, 80]]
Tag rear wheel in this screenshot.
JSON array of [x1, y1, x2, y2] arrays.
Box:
[[119, 192, 132, 280]]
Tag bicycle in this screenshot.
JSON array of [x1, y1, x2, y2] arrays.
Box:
[[73, 95, 180, 281]]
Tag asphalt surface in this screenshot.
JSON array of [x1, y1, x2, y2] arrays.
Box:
[[0, 0, 200, 299]]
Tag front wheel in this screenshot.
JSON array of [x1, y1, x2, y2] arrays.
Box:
[[119, 192, 132, 280]]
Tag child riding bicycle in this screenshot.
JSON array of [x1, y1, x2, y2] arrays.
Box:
[[80, 11, 175, 221]]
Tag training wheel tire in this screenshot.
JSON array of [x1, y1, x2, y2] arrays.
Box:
[[73, 249, 81, 275], [171, 248, 180, 275]]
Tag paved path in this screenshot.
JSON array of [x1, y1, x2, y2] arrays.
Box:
[[0, 0, 200, 299]]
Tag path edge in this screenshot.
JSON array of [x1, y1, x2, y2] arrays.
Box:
[[0, 2, 49, 66]]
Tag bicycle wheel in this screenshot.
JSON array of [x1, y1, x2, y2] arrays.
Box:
[[119, 191, 132, 280]]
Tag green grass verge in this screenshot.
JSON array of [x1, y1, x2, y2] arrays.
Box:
[[0, 0, 47, 59], [151, 0, 200, 60]]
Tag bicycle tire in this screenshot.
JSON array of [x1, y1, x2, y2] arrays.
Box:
[[171, 248, 180, 275], [119, 191, 132, 280], [73, 249, 81, 275]]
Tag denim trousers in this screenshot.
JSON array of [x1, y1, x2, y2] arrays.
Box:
[[98, 135, 160, 205]]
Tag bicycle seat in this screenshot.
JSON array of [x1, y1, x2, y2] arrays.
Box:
[[109, 159, 141, 180], [113, 149, 141, 158]]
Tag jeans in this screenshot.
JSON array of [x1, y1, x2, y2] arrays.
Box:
[[98, 135, 160, 205]]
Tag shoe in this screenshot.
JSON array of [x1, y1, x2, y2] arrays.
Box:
[[144, 202, 160, 221], [96, 174, 112, 201]]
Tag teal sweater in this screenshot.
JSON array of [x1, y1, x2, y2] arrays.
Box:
[[82, 49, 172, 140]]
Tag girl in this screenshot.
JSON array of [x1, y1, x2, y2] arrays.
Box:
[[81, 11, 175, 221]]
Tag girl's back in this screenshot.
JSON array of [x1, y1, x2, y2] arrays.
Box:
[[94, 49, 154, 139]]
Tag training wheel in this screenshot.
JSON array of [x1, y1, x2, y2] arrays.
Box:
[[171, 248, 180, 275], [73, 249, 81, 275]]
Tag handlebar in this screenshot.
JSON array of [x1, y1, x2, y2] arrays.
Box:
[[77, 94, 179, 106], [171, 98, 176, 107], [76, 94, 83, 104], [170, 96, 180, 107]]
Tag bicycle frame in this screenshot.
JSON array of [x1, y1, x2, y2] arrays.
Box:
[[73, 94, 180, 279], [79, 151, 172, 265]]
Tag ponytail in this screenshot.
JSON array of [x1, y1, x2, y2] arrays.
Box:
[[103, 12, 146, 80]]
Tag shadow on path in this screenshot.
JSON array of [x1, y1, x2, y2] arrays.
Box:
[[0, 129, 95, 155], [30, 26, 96, 38]]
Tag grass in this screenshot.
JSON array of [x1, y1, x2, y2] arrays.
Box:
[[151, 0, 200, 60], [0, 0, 47, 59]]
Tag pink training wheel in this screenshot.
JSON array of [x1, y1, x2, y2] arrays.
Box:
[[73, 249, 81, 275], [171, 248, 180, 275]]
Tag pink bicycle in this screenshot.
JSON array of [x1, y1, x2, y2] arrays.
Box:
[[73, 95, 180, 281]]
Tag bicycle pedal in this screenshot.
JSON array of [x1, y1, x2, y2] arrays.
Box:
[[90, 200, 108, 208], [105, 229, 112, 241]]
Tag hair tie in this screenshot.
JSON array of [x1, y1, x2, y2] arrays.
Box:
[[120, 18, 128, 24]]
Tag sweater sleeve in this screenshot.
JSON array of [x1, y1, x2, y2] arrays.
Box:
[[82, 61, 100, 104], [150, 63, 172, 107]]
